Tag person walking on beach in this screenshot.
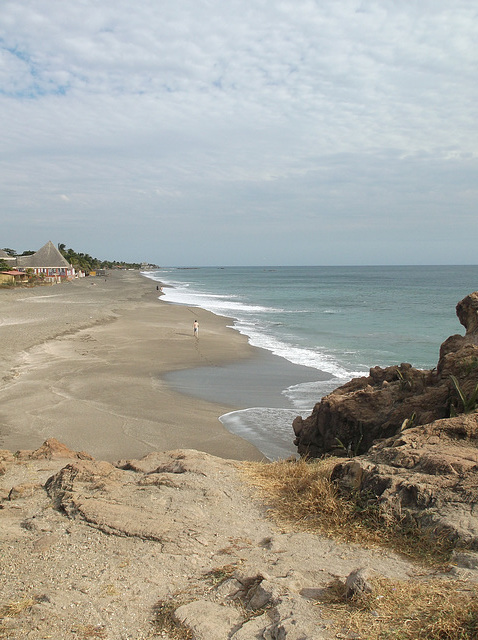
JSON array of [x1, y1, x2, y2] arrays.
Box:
[[193, 320, 199, 337]]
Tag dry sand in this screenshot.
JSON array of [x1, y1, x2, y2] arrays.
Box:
[[0, 270, 264, 461]]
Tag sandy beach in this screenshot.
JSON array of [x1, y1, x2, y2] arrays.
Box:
[[0, 270, 265, 461]]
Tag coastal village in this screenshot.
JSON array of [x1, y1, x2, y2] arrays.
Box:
[[0, 241, 156, 286]]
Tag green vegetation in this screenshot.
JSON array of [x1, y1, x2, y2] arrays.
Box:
[[450, 375, 478, 416], [57, 243, 143, 273], [400, 411, 416, 431], [396, 367, 413, 391]]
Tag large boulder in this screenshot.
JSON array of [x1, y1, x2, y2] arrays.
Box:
[[293, 292, 478, 458], [331, 413, 478, 547]]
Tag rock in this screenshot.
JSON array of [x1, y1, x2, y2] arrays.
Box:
[[45, 460, 124, 509], [230, 612, 271, 640], [8, 482, 42, 500], [174, 600, 243, 640], [42, 452, 271, 551], [262, 597, 330, 640], [345, 568, 372, 599], [115, 448, 232, 476], [0, 441, 463, 640], [451, 550, 478, 570], [449, 550, 478, 579], [214, 578, 244, 600], [456, 291, 478, 336], [15, 438, 94, 461], [331, 414, 478, 547], [293, 293, 478, 548], [246, 578, 280, 610], [293, 292, 478, 459]]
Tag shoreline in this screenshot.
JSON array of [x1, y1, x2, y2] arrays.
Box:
[[164, 347, 328, 459], [0, 270, 266, 461]]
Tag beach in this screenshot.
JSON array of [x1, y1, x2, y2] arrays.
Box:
[[0, 270, 266, 461]]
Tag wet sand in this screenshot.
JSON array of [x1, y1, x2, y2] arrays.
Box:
[[0, 270, 265, 461]]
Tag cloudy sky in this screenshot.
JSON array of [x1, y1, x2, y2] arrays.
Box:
[[1, 1, 477, 265]]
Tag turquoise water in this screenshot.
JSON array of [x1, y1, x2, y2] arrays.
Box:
[[144, 265, 478, 458]]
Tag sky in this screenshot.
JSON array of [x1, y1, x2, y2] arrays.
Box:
[[1, 0, 477, 266]]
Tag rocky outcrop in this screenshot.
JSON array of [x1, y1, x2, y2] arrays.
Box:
[[331, 413, 478, 548], [291, 293, 478, 549], [14, 437, 94, 461], [1, 440, 425, 640], [293, 292, 478, 458]]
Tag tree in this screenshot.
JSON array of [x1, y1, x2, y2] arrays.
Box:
[[2, 248, 16, 256], [52, 244, 143, 272]]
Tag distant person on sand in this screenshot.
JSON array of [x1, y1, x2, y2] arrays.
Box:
[[193, 320, 199, 337]]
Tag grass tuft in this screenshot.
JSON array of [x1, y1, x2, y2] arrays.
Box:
[[70, 624, 107, 639], [152, 599, 193, 640], [241, 457, 454, 565], [321, 576, 478, 640], [0, 598, 36, 639], [203, 563, 239, 586], [0, 598, 36, 619]]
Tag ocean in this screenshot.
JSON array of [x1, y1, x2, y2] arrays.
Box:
[[144, 265, 478, 459]]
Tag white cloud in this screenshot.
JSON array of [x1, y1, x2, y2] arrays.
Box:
[[1, 0, 477, 264]]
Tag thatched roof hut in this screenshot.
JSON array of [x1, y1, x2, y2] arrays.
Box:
[[15, 241, 71, 269]]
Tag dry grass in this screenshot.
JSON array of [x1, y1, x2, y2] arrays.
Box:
[[0, 598, 36, 639], [0, 598, 36, 619], [70, 624, 107, 639], [241, 457, 454, 565], [203, 563, 239, 586], [320, 576, 478, 640], [241, 458, 478, 639], [152, 599, 193, 640]]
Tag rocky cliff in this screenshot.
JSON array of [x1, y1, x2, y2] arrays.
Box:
[[293, 291, 478, 458], [331, 413, 478, 549], [293, 292, 478, 549]]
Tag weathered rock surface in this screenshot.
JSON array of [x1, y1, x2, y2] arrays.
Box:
[[331, 413, 478, 548], [293, 292, 478, 458], [345, 568, 373, 599], [1, 440, 445, 640]]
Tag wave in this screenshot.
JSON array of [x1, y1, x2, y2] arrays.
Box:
[[282, 378, 355, 411], [220, 408, 300, 460], [231, 320, 367, 378], [143, 270, 367, 381], [158, 277, 284, 315]]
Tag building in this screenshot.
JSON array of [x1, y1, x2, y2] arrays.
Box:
[[12, 241, 75, 282], [0, 270, 29, 285]]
